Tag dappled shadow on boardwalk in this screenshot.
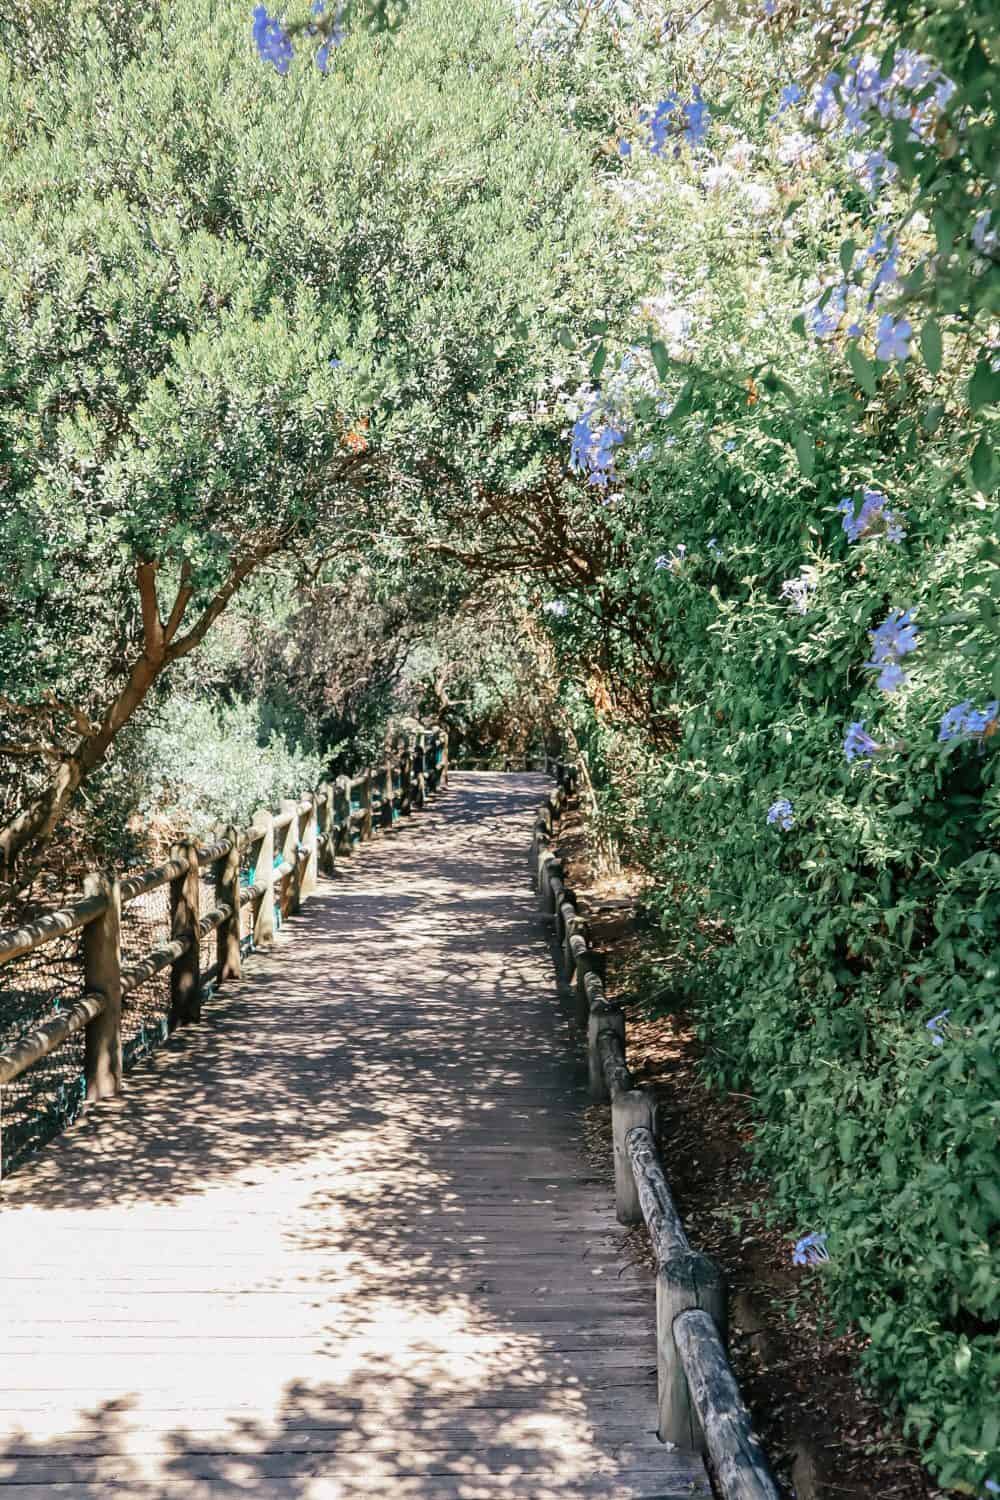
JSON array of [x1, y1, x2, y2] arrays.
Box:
[[0, 776, 705, 1498]]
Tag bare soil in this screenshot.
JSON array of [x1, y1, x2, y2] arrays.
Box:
[[558, 806, 956, 1500]]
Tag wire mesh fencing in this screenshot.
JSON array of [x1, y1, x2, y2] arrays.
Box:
[[0, 935, 87, 1173], [120, 883, 172, 1070]]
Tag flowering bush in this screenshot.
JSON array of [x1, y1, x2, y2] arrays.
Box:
[[522, 0, 1000, 1489]]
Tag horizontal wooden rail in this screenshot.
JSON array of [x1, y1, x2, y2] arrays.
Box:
[[674, 1310, 781, 1500], [0, 892, 108, 967], [626, 1125, 689, 1261], [532, 758, 781, 1500], [0, 725, 447, 1174], [120, 935, 193, 997], [119, 858, 187, 905], [0, 993, 106, 1088], [196, 837, 234, 867]]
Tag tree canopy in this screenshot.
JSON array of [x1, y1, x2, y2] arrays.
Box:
[[0, 0, 614, 876]]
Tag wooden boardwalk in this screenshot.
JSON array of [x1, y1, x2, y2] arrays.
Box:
[[0, 774, 708, 1499]]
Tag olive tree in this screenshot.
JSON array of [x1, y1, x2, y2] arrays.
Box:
[[0, 0, 611, 884]]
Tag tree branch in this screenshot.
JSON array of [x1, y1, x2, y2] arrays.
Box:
[[137, 560, 165, 661], [162, 560, 193, 646], [165, 542, 282, 664]]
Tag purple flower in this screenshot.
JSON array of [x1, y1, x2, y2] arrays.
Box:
[[925, 1010, 949, 1046], [844, 720, 878, 762], [810, 71, 841, 129], [876, 315, 912, 362], [838, 488, 904, 544], [869, 609, 918, 664], [767, 798, 794, 830], [642, 89, 709, 155], [778, 83, 803, 112], [618, 140, 632, 158], [873, 660, 908, 693], [655, 544, 687, 574], [682, 87, 710, 147], [570, 407, 626, 489], [938, 699, 1000, 742], [643, 96, 677, 156], [543, 600, 568, 618], [863, 609, 917, 693], [792, 1232, 829, 1266], [807, 283, 847, 340], [850, 148, 898, 195], [252, 5, 294, 73]]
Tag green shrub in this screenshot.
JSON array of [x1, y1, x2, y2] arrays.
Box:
[[90, 696, 323, 852], [527, 1, 1000, 1488]]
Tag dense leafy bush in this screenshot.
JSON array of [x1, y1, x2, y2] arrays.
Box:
[[524, 2, 1000, 1490], [90, 696, 323, 854], [134, 697, 323, 838]]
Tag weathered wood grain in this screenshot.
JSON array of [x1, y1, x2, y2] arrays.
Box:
[[625, 1126, 689, 1264], [674, 1308, 782, 1500]]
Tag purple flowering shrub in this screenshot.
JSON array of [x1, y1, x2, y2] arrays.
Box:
[[528, 5, 1000, 1486]]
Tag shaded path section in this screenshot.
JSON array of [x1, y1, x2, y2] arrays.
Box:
[[0, 774, 708, 1498]]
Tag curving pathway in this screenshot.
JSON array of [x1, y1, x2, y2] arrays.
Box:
[[0, 774, 708, 1499]]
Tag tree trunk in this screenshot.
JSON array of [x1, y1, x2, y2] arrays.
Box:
[[0, 545, 277, 885]]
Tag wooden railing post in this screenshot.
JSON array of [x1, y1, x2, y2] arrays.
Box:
[[401, 744, 413, 816], [413, 734, 426, 809], [657, 1253, 728, 1449], [335, 776, 353, 855], [316, 782, 334, 876], [215, 827, 242, 984], [587, 1000, 624, 1102], [280, 799, 300, 916], [379, 764, 393, 830], [427, 731, 440, 792], [82, 873, 123, 1101], [612, 1086, 655, 1225], [439, 728, 449, 788], [169, 841, 201, 1026], [400, 743, 413, 814], [301, 797, 319, 898], [250, 810, 275, 947], [358, 772, 371, 841]]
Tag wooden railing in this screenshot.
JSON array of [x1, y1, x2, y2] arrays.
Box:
[[0, 726, 447, 1175], [531, 766, 781, 1500]]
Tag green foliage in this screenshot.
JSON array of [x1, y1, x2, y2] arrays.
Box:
[[94, 695, 324, 848], [0, 0, 612, 864], [527, 3, 1000, 1490]]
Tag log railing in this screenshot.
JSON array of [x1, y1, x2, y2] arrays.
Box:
[[530, 765, 781, 1500], [0, 726, 447, 1176]]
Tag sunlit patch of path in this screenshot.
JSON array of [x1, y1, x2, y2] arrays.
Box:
[[0, 774, 708, 1498]]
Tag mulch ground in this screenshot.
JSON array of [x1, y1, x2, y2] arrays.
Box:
[[557, 806, 955, 1500]]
